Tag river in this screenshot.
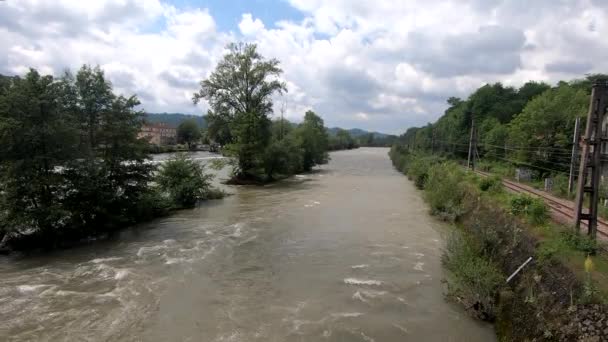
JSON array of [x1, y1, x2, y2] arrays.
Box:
[[0, 148, 495, 341]]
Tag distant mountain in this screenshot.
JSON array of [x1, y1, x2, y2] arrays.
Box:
[[327, 127, 389, 138], [144, 113, 206, 128]]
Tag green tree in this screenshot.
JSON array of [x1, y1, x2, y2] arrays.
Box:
[[0, 70, 78, 237], [507, 83, 589, 172], [263, 134, 304, 180], [296, 111, 329, 170], [204, 110, 233, 146], [177, 119, 201, 149], [0, 66, 155, 247], [193, 43, 286, 180], [156, 154, 214, 208]]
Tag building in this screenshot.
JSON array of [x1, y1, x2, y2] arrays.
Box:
[[139, 122, 177, 145]]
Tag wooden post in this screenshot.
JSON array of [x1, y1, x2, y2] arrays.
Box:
[[467, 118, 476, 171], [568, 117, 581, 195], [574, 82, 608, 239]]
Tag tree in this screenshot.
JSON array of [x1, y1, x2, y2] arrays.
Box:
[[296, 111, 329, 170], [263, 134, 303, 180], [0, 70, 78, 237], [177, 119, 201, 149], [507, 83, 588, 173], [59, 66, 154, 233], [0, 66, 155, 247], [203, 110, 232, 146], [156, 154, 215, 208], [193, 43, 286, 179]]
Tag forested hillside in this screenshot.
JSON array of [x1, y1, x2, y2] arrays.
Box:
[[395, 75, 608, 176], [144, 112, 206, 128]]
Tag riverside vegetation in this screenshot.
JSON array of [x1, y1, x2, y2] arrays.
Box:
[[390, 146, 608, 341], [0, 67, 226, 251], [0, 42, 333, 251]]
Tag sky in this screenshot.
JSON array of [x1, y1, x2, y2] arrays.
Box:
[[1, 0, 607, 134]]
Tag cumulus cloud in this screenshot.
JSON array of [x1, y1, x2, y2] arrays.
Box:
[[1, 0, 608, 133]]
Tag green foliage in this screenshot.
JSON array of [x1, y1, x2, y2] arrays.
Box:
[[425, 162, 468, 221], [177, 119, 201, 149], [193, 43, 330, 182], [262, 134, 304, 180], [155, 154, 218, 208], [509, 194, 548, 225], [328, 128, 358, 151], [442, 231, 504, 320], [560, 231, 598, 255], [550, 173, 571, 199], [507, 83, 588, 172], [0, 66, 160, 247], [479, 176, 503, 193], [296, 111, 329, 170], [193, 43, 286, 180]]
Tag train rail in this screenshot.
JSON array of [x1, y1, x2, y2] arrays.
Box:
[[474, 169, 608, 239]]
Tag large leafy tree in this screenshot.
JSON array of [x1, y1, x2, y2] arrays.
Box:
[[177, 119, 201, 149], [0, 66, 154, 245], [58, 66, 153, 234], [193, 43, 286, 179], [0, 70, 78, 236], [507, 83, 588, 173], [297, 111, 329, 170]]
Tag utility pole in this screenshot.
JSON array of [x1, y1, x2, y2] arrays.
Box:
[[574, 81, 608, 239], [467, 117, 477, 171], [568, 117, 581, 195]]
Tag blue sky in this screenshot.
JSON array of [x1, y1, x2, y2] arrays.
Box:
[[1, 0, 607, 134], [166, 0, 303, 31]]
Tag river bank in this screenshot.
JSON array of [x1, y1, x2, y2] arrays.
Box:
[[0, 148, 494, 341], [389, 146, 608, 341]]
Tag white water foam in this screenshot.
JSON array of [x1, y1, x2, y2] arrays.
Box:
[[413, 262, 425, 271], [16, 284, 53, 294], [393, 323, 410, 335], [114, 269, 130, 280], [136, 244, 168, 258], [344, 278, 383, 286], [231, 223, 244, 237], [352, 289, 387, 303], [360, 331, 376, 342], [352, 291, 368, 303], [350, 264, 369, 269], [90, 257, 123, 264], [331, 312, 363, 318]]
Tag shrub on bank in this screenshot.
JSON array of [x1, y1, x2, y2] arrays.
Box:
[[479, 175, 503, 193], [509, 194, 548, 225], [442, 231, 504, 320], [155, 154, 224, 208], [425, 162, 469, 222]]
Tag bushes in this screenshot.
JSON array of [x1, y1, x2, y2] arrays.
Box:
[[390, 148, 474, 221], [550, 173, 570, 198], [479, 176, 502, 193], [509, 194, 548, 225], [425, 162, 469, 222], [407, 155, 444, 189], [442, 231, 504, 320], [155, 154, 223, 208]]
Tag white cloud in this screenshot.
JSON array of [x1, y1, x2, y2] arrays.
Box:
[[239, 14, 265, 36], [1, 0, 608, 133]]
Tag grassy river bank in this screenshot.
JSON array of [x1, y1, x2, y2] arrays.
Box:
[[390, 145, 608, 341]]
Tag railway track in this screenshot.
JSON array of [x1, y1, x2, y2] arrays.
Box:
[[474, 169, 608, 239]]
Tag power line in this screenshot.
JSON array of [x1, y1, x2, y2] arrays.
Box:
[[481, 153, 571, 175]]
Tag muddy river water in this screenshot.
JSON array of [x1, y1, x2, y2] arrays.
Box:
[[0, 148, 495, 341]]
